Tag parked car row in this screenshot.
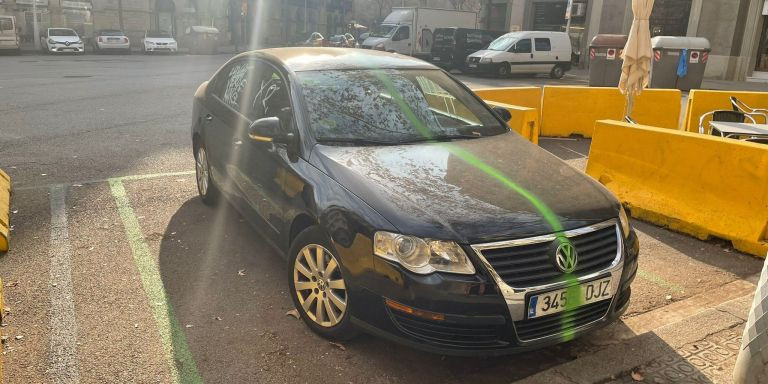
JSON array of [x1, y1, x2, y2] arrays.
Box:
[[38, 28, 179, 54], [303, 32, 359, 48]]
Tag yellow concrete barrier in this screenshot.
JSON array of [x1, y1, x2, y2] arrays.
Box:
[[682, 90, 768, 133], [473, 87, 542, 112], [540, 86, 681, 137], [485, 100, 539, 145], [586, 120, 768, 257], [0, 169, 9, 253]]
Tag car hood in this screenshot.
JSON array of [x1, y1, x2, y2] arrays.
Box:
[[363, 36, 389, 46], [51, 36, 80, 43], [469, 50, 501, 59], [145, 37, 176, 43], [310, 133, 619, 244]]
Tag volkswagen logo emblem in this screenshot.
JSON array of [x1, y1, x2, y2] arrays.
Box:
[[554, 242, 578, 273]]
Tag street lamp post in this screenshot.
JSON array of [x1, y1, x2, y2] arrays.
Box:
[[32, 0, 40, 50]]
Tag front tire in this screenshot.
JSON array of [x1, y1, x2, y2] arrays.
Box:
[[195, 144, 219, 205], [550, 64, 566, 79], [288, 226, 356, 341], [497, 62, 510, 78]]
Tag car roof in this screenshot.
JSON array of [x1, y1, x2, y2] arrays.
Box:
[[239, 47, 435, 72]]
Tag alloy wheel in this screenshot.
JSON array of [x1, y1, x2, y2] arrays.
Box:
[[293, 244, 347, 328], [195, 146, 209, 196]]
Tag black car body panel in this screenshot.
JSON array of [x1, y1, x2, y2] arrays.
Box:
[[191, 48, 638, 355]]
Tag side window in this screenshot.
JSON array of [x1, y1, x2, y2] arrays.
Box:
[[397, 26, 410, 40], [535, 38, 552, 52], [212, 61, 254, 112], [512, 38, 532, 53], [420, 28, 432, 50], [245, 64, 291, 123]]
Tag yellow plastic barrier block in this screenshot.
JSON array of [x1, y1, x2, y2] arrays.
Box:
[[586, 120, 768, 257], [682, 90, 768, 133], [473, 87, 542, 113], [540, 86, 681, 137], [484, 100, 539, 145], [0, 277, 3, 380], [0, 168, 9, 253]]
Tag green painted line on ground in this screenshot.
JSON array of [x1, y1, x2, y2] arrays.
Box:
[[638, 269, 685, 293], [108, 178, 202, 384]]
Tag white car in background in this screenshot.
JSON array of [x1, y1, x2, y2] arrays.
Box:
[[142, 31, 177, 54], [41, 28, 84, 54], [93, 29, 131, 53]]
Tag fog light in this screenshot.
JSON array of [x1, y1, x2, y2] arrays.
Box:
[[385, 299, 445, 321]]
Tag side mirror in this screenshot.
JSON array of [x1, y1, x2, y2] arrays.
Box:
[[248, 117, 294, 144], [492, 106, 512, 122]]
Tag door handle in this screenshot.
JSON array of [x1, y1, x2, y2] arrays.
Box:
[[530, 53, 534, 59], [205, 114, 213, 121], [233, 139, 242, 146]]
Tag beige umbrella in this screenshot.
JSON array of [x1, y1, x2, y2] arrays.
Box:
[[619, 0, 655, 116]]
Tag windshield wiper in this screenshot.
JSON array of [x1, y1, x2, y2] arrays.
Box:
[[316, 137, 399, 146], [397, 134, 482, 144]]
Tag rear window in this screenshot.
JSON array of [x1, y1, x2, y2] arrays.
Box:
[[535, 38, 552, 52], [99, 30, 124, 36]]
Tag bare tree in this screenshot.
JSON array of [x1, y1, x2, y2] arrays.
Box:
[[375, 0, 392, 20], [448, 0, 483, 11]]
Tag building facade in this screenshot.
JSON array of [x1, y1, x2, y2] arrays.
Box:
[[486, 0, 768, 81]]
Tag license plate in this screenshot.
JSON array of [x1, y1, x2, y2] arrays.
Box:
[[527, 277, 612, 319], [433, 56, 440, 61], [468, 63, 477, 68]]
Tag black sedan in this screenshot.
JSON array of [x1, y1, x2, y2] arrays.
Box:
[[191, 48, 639, 355]]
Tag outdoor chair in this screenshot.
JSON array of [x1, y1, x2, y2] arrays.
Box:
[[730, 96, 768, 124], [698, 110, 756, 134]]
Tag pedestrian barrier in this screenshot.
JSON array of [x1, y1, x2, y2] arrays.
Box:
[[540, 86, 681, 137], [0, 169, 9, 253], [473, 87, 542, 113], [682, 90, 768, 133], [734, 254, 768, 383], [586, 120, 768, 257], [484, 100, 539, 145], [0, 277, 3, 381]]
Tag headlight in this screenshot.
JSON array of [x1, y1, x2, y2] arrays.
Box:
[[374, 43, 385, 51], [145, 41, 154, 45], [373, 231, 475, 275], [47, 38, 55, 44], [479, 57, 493, 64], [619, 206, 631, 238]]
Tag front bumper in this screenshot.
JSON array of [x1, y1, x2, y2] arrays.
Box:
[[49, 43, 84, 53], [464, 61, 499, 74], [145, 45, 177, 52], [349, 224, 639, 355]]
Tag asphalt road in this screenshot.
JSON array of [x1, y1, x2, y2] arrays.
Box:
[[0, 53, 761, 384]]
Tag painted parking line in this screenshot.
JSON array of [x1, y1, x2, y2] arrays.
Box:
[[48, 184, 81, 383], [108, 177, 201, 384], [638, 269, 685, 293]]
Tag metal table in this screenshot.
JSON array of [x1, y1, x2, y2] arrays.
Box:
[[708, 122, 768, 139]]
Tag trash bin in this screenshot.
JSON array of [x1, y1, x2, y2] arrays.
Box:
[[184, 26, 219, 55], [588, 34, 628, 87], [650, 36, 711, 91]]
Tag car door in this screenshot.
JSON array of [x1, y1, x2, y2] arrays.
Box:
[[205, 59, 253, 198], [391, 26, 411, 54], [507, 38, 533, 73], [533, 37, 554, 73], [236, 60, 296, 238]]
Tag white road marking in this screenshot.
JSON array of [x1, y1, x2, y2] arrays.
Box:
[[48, 184, 81, 383]]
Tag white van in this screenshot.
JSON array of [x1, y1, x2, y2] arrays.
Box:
[[362, 7, 477, 59], [0, 16, 20, 54], [465, 31, 572, 78]]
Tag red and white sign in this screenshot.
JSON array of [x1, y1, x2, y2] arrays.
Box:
[[654, 50, 662, 62], [702, 51, 709, 64], [690, 51, 700, 64], [589, 48, 596, 60], [607, 48, 616, 60]]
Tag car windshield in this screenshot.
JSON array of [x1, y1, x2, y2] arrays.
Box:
[[147, 32, 171, 38], [488, 35, 517, 51], [50, 29, 77, 37], [99, 30, 124, 36], [370, 25, 397, 38], [296, 69, 507, 144]]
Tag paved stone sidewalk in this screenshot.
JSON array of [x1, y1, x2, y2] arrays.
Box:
[[608, 328, 742, 383]]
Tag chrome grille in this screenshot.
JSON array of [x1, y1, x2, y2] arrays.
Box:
[[475, 223, 620, 287]]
